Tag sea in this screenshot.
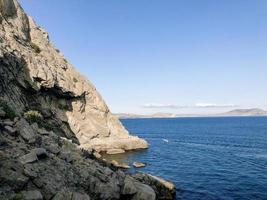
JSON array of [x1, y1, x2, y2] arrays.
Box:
[[106, 117, 267, 200]]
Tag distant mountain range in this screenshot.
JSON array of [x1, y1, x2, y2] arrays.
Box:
[[115, 113, 177, 119], [220, 108, 267, 116], [115, 108, 267, 119]]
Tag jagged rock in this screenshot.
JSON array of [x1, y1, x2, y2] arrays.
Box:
[[19, 152, 38, 164], [38, 128, 50, 135], [32, 148, 48, 159], [106, 148, 125, 155], [133, 162, 146, 168], [3, 119, 14, 126], [16, 119, 36, 143], [45, 144, 60, 154], [0, 1, 176, 199], [111, 160, 131, 169], [122, 176, 138, 195], [122, 175, 156, 200], [0, 0, 147, 152], [52, 192, 90, 200], [131, 173, 176, 200], [21, 190, 43, 200], [4, 125, 17, 135], [0, 161, 29, 191], [0, 0, 17, 17], [93, 151, 101, 159], [72, 192, 91, 200], [132, 182, 156, 200], [23, 164, 38, 178]]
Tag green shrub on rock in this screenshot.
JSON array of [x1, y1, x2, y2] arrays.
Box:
[[0, 98, 16, 120], [24, 110, 43, 125], [30, 42, 41, 54]]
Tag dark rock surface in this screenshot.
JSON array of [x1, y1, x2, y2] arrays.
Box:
[[0, 114, 175, 199]]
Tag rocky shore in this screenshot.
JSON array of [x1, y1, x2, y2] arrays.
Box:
[[0, 109, 175, 199], [0, 0, 176, 199]]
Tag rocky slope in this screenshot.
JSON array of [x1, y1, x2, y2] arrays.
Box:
[[0, 0, 147, 153], [0, 109, 175, 199], [0, 0, 176, 199]]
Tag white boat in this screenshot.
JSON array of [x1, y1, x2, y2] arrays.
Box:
[[163, 139, 169, 143]]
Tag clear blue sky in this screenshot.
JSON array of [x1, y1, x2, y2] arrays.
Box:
[[19, 0, 267, 114]]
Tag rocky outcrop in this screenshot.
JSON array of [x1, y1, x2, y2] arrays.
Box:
[[0, 0, 147, 152], [0, 111, 162, 199], [0, 1, 176, 199], [131, 173, 176, 200]]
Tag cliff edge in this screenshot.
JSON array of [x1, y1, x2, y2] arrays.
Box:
[[0, 0, 176, 199], [0, 0, 147, 152]]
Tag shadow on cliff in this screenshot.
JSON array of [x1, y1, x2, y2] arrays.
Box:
[[0, 52, 80, 144]]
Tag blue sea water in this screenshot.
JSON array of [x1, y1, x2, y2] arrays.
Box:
[[115, 117, 267, 200]]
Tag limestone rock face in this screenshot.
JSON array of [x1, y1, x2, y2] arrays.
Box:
[[0, 0, 147, 152]]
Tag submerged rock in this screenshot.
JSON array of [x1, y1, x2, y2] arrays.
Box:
[[111, 160, 131, 169], [133, 161, 146, 168]]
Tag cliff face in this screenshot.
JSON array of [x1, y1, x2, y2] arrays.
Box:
[[0, 0, 147, 152], [0, 0, 176, 199]]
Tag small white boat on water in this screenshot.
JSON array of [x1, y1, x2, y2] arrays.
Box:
[[163, 139, 169, 143]]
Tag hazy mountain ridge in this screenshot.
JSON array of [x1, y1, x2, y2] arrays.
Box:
[[115, 108, 267, 119], [221, 108, 267, 116]]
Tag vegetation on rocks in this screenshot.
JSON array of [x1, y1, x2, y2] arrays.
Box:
[[30, 42, 41, 54], [0, 98, 16, 120], [24, 110, 43, 125]]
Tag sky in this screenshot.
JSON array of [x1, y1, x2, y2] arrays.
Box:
[[19, 0, 267, 114]]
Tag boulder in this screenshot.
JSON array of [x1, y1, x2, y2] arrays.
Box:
[[122, 176, 138, 195], [0, 161, 29, 191], [133, 162, 146, 168], [23, 164, 38, 178], [45, 144, 60, 154], [122, 176, 156, 200], [52, 191, 90, 200], [106, 148, 125, 155], [32, 148, 48, 159], [19, 152, 38, 164], [93, 151, 101, 159], [132, 182, 156, 200], [111, 160, 130, 169], [72, 192, 91, 200], [16, 119, 36, 143], [21, 190, 43, 200], [131, 173, 176, 200]]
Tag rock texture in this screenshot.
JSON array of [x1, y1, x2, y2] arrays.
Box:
[[0, 1, 176, 199], [0, 112, 160, 199], [0, 0, 147, 152]]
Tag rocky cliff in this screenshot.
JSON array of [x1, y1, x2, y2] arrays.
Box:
[[0, 108, 175, 199], [0, 0, 176, 199], [0, 0, 147, 153]]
